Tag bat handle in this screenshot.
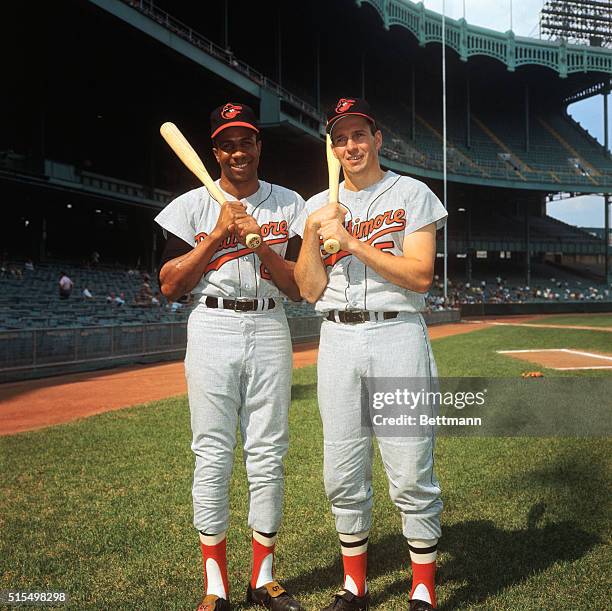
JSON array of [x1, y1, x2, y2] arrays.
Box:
[[323, 238, 340, 254], [246, 233, 262, 249]]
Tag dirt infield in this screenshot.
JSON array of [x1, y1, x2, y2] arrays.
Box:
[[0, 320, 489, 436], [498, 348, 612, 370]]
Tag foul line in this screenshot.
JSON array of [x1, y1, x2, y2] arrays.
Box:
[[497, 348, 612, 362], [486, 321, 612, 332]]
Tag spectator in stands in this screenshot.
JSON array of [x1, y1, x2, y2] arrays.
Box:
[[9, 265, 23, 280], [106, 292, 114, 304], [91, 251, 100, 267], [24, 259, 34, 272], [82, 287, 93, 300], [59, 271, 74, 299], [151, 292, 162, 307], [114, 293, 126, 306]]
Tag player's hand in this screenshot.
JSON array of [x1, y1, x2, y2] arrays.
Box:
[[233, 215, 262, 247], [307, 202, 346, 232], [212, 201, 247, 239], [319, 218, 355, 252]]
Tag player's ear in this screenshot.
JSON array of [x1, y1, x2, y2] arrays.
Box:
[[212, 144, 221, 164], [374, 130, 383, 152]]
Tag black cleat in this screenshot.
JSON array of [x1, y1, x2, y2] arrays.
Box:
[[246, 581, 304, 611], [321, 589, 369, 611], [409, 600, 435, 611], [196, 594, 231, 611]]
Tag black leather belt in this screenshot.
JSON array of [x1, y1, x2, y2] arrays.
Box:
[[205, 296, 275, 311], [326, 310, 399, 324]]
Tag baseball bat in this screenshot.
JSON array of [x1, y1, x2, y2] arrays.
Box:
[[159, 122, 262, 249], [323, 134, 342, 254]]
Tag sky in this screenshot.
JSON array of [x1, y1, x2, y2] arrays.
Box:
[[422, 0, 611, 228]]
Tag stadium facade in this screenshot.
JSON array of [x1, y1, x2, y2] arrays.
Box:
[[3, 0, 611, 284]]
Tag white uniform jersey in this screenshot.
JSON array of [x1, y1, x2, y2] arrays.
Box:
[[155, 180, 305, 301], [295, 171, 447, 313]]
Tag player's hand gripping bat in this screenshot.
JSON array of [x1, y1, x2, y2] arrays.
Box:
[[323, 134, 342, 254], [160, 122, 262, 249]]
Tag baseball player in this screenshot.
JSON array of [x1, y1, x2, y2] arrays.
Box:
[[294, 98, 447, 611], [156, 103, 305, 611]]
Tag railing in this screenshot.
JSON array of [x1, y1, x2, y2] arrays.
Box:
[[0, 317, 324, 380], [123, 0, 324, 125]]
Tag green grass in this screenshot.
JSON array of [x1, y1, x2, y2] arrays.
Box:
[[524, 314, 612, 328], [1, 326, 611, 610], [432, 324, 612, 377]]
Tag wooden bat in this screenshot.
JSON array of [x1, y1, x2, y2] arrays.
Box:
[[323, 134, 342, 254], [159, 122, 262, 249]]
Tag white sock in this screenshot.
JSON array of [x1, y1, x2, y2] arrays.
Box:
[[205, 559, 226, 599]]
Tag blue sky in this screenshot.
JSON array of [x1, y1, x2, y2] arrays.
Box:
[[422, 0, 611, 227]]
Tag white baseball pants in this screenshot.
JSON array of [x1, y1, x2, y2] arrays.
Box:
[[317, 312, 443, 540], [185, 303, 292, 534]]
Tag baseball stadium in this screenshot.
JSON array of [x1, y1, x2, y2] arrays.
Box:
[[1, 0, 611, 609]]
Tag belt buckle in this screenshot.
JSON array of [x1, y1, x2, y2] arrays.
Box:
[[345, 310, 368, 324], [233, 298, 251, 312]]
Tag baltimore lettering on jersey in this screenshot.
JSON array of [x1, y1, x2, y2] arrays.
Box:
[[195, 220, 289, 274], [324, 208, 407, 266]]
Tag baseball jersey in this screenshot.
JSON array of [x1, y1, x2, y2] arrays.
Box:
[[294, 171, 447, 313], [154, 180, 305, 301]]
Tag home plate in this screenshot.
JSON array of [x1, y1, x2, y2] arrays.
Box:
[[497, 349, 612, 370]]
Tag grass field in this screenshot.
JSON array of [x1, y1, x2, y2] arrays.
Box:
[[525, 313, 612, 328], [1, 325, 611, 610]]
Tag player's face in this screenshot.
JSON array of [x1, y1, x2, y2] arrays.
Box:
[[330, 116, 382, 176], [213, 126, 261, 184]]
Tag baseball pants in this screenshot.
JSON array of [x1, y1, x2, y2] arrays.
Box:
[[317, 312, 443, 540], [185, 303, 292, 535]]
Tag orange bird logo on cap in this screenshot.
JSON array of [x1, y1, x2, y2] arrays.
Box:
[[336, 98, 356, 113], [221, 103, 242, 119]]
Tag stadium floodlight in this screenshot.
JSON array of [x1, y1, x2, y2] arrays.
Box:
[[540, 0, 612, 48]]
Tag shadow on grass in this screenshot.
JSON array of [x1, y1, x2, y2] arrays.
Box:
[[436, 510, 601, 610], [278, 503, 600, 610], [291, 383, 317, 401]]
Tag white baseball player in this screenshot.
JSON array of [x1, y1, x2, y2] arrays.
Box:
[[156, 103, 305, 611], [294, 98, 448, 611]]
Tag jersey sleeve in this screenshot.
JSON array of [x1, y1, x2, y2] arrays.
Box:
[[286, 191, 307, 238], [292, 191, 328, 238], [154, 190, 200, 246], [403, 180, 448, 235]]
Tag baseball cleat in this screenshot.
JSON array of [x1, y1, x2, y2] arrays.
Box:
[[246, 580, 304, 610], [321, 589, 369, 610], [408, 600, 435, 611], [196, 593, 231, 611]]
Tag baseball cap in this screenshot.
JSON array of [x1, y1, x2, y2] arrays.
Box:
[[210, 102, 259, 139], [326, 97, 377, 134]]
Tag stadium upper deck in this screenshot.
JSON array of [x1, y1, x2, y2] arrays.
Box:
[[2, 0, 611, 271], [105, 0, 612, 193]]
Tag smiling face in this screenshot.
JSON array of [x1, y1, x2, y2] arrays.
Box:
[[212, 126, 261, 185], [330, 115, 382, 180]]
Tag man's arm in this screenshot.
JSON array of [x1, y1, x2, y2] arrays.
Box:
[[294, 202, 346, 303], [234, 217, 302, 301], [159, 201, 246, 301], [294, 223, 328, 303], [319, 218, 437, 293]]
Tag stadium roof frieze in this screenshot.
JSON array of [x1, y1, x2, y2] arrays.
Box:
[[357, 0, 612, 78]]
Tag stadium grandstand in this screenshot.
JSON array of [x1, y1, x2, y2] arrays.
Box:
[[2, 0, 611, 378]]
